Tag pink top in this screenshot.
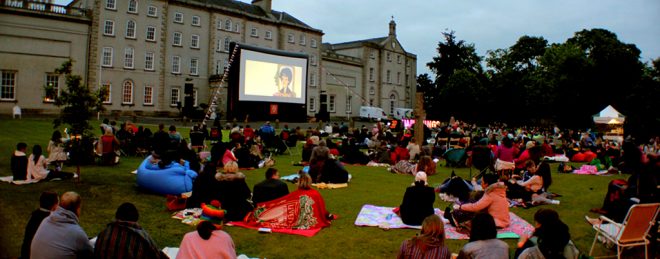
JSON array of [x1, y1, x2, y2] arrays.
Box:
[[222, 149, 238, 165], [176, 230, 236, 259], [496, 145, 516, 162]]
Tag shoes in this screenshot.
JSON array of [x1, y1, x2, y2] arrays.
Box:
[[585, 215, 602, 225]]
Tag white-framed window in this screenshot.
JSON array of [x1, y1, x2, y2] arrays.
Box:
[[369, 86, 375, 95], [192, 15, 201, 26], [146, 26, 156, 41], [397, 55, 401, 64], [311, 39, 317, 48], [170, 88, 180, 106], [299, 34, 306, 45], [174, 12, 183, 24], [224, 37, 231, 51], [287, 33, 294, 43], [190, 58, 199, 75], [370, 51, 375, 59], [265, 30, 272, 40], [192, 89, 198, 107], [125, 20, 136, 38], [144, 52, 154, 71], [122, 80, 134, 104], [369, 68, 374, 81], [310, 72, 316, 87], [309, 97, 315, 111], [191, 34, 200, 48], [310, 55, 317, 66], [387, 52, 391, 62], [397, 72, 401, 85], [147, 5, 157, 17], [44, 74, 59, 102], [389, 94, 396, 114], [103, 20, 115, 36], [143, 85, 153, 105], [127, 0, 138, 14], [224, 19, 232, 31], [101, 47, 113, 67], [386, 70, 391, 83], [101, 83, 111, 104], [328, 95, 335, 112], [172, 56, 181, 74], [124, 47, 134, 68], [250, 27, 258, 37], [173, 32, 182, 46], [234, 23, 240, 32], [216, 19, 223, 30], [346, 95, 352, 113], [105, 0, 116, 10]]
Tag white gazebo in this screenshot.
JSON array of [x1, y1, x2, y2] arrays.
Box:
[[593, 105, 625, 143]]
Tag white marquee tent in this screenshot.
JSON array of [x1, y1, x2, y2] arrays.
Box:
[[593, 105, 625, 142]]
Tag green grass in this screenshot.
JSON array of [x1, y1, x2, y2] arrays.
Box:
[[0, 118, 626, 258]]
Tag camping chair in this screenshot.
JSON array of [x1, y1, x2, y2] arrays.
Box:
[[589, 203, 660, 259]]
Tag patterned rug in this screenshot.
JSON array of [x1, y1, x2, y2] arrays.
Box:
[[354, 204, 534, 239]]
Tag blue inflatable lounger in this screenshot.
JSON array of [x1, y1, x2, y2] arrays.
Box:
[[136, 156, 198, 195]]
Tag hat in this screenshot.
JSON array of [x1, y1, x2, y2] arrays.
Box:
[[526, 141, 535, 150], [414, 171, 428, 184]]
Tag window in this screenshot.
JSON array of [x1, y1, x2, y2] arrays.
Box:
[[309, 97, 315, 111], [346, 95, 352, 113], [387, 52, 391, 62], [124, 47, 134, 68], [287, 33, 294, 43], [104, 20, 115, 36], [310, 72, 316, 87], [101, 83, 111, 103], [386, 70, 391, 83], [311, 39, 317, 48], [172, 56, 181, 74], [125, 20, 136, 38], [122, 80, 133, 104], [191, 34, 200, 48], [173, 32, 182, 46], [190, 58, 198, 75], [192, 89, 198, 107], [44, 74, 59, 102], [192, 15, 200, 26], [224, 19, 232, 31], [145, 52, 154, 71], [369, 68, 374, 81], [310, 55, 317, 66], [299, 34, 306, 45], [250, 27, 258, 37], [105, 0, 116, 10], [397, 72, 401, 84], [127, 0, 137, 14], [389, 94, 396, 114], [370, 51, 375, 59], [143, 85, 153, 105], [217, 19, 223, 29], [234, 23, 240, 32], [174, 12, 183, 24], [224, 59, 229, 69], [146, 26, 156, 41], [328, 95, 335, 112], [147, 5, 157, 17], [369, 99, 374, 106], [170, 88, 180, 106], [265, 30, 272, 40], [397, 55, 401, 64], [369, 86, 375, 95], [223, 37, 231, 51], [102, 47, 113, 67]]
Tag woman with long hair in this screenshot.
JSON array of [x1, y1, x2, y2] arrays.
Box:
[[517, 209, 578, 259], [28, 145, 72, 181], [397, 214, 451, 259], [47, 130, 68, 170], [177, 220, 236, 259]]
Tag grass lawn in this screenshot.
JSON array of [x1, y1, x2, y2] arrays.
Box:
[[0, 118, 627, 258]]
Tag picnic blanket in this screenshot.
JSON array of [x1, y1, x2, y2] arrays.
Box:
[[312, 183, 348, 189], [0, 176, 40, 185], [543, 154, 570, 162], [354, 204, 533, 239], [572, 165, 611, 175], [171, 208, 203, 226]]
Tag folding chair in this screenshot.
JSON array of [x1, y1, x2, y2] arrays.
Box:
[[589, 203, 660, 259]]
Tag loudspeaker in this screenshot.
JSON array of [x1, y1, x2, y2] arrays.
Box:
[[184, 83, 194, 95]]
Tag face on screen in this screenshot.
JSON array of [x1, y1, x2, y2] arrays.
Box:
[[275, 67, 294, 97], [239, 49, 307, 104]]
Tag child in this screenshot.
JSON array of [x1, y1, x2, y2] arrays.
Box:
[[11, 142, 28, 180]]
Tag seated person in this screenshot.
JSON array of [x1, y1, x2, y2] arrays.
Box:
[[507, 162, 558, 205], [309, 157, 350, 184], [241, 173, 334, 232], [252, 168, 290, 205], [21, 191, 58, 259], [390, 142, 411, 165], [27, 145, 73, 181], [187, 163, 220, 209], [391, 155, 436, 175], [397, 214, 452, 259], [94, 203, 167, 258], [398, 172, 435, 226], [516, 209, 579, 259], [450, 173, 510, 228], [177, 220, 236, 259], [11, 142, 28, 180], [456, 213, 509, 259], [339, 138, 370, 165], [216, 161, 253, 221]]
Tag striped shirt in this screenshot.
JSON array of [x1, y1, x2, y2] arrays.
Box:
[[94, 220, 167, 259], [397, 239, 452, 259]]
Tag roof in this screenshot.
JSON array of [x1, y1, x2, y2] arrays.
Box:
[[330, 37, 388, 49], [593, 105, 625, 124]]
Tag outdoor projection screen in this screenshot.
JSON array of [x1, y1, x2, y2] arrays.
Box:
[[238, 49, 308, 104]]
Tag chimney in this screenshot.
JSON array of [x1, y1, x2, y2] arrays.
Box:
[[252, 0, 272, 13], [389, 18, 396, 37]]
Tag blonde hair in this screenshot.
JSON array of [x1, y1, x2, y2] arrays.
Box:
[[297, 173, 312, 190], [223, 161, 238, 173]]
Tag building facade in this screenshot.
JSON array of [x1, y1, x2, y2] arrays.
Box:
[[1, 0, 414, 119]]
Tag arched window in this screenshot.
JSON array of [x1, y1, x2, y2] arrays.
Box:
[[224, 19, 232, 31], [389, 93, 396, 114], [122, 80, 134, 104], [126, 20, 136, 38], [224, 37, 231, 51], [127, 0, 138, 13]]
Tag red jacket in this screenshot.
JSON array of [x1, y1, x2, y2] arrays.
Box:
[[390, 146, 410, 165]]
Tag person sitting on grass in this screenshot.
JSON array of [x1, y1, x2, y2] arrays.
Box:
[[397, 172, 435, 226], [397, 214, 452, 259], [20, 191, 58, 259], [252, 168, 289, 205], [448, 173, 510, 229], [177, 220, 237, 259], [11, 142, 28, 181], [27, 145, 73, 181], [507, 162, 559, 205], [94, 202, 167, 259], [515, 208, 579, 259], [216, 161, 253, 222], [456, 213, 509, 259]]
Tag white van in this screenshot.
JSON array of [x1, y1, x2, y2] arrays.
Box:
[[359, 106, 388, 121], [393, 108, 414, 120]]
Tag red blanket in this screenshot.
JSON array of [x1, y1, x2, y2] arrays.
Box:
[[229, 189, 332, 237]]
